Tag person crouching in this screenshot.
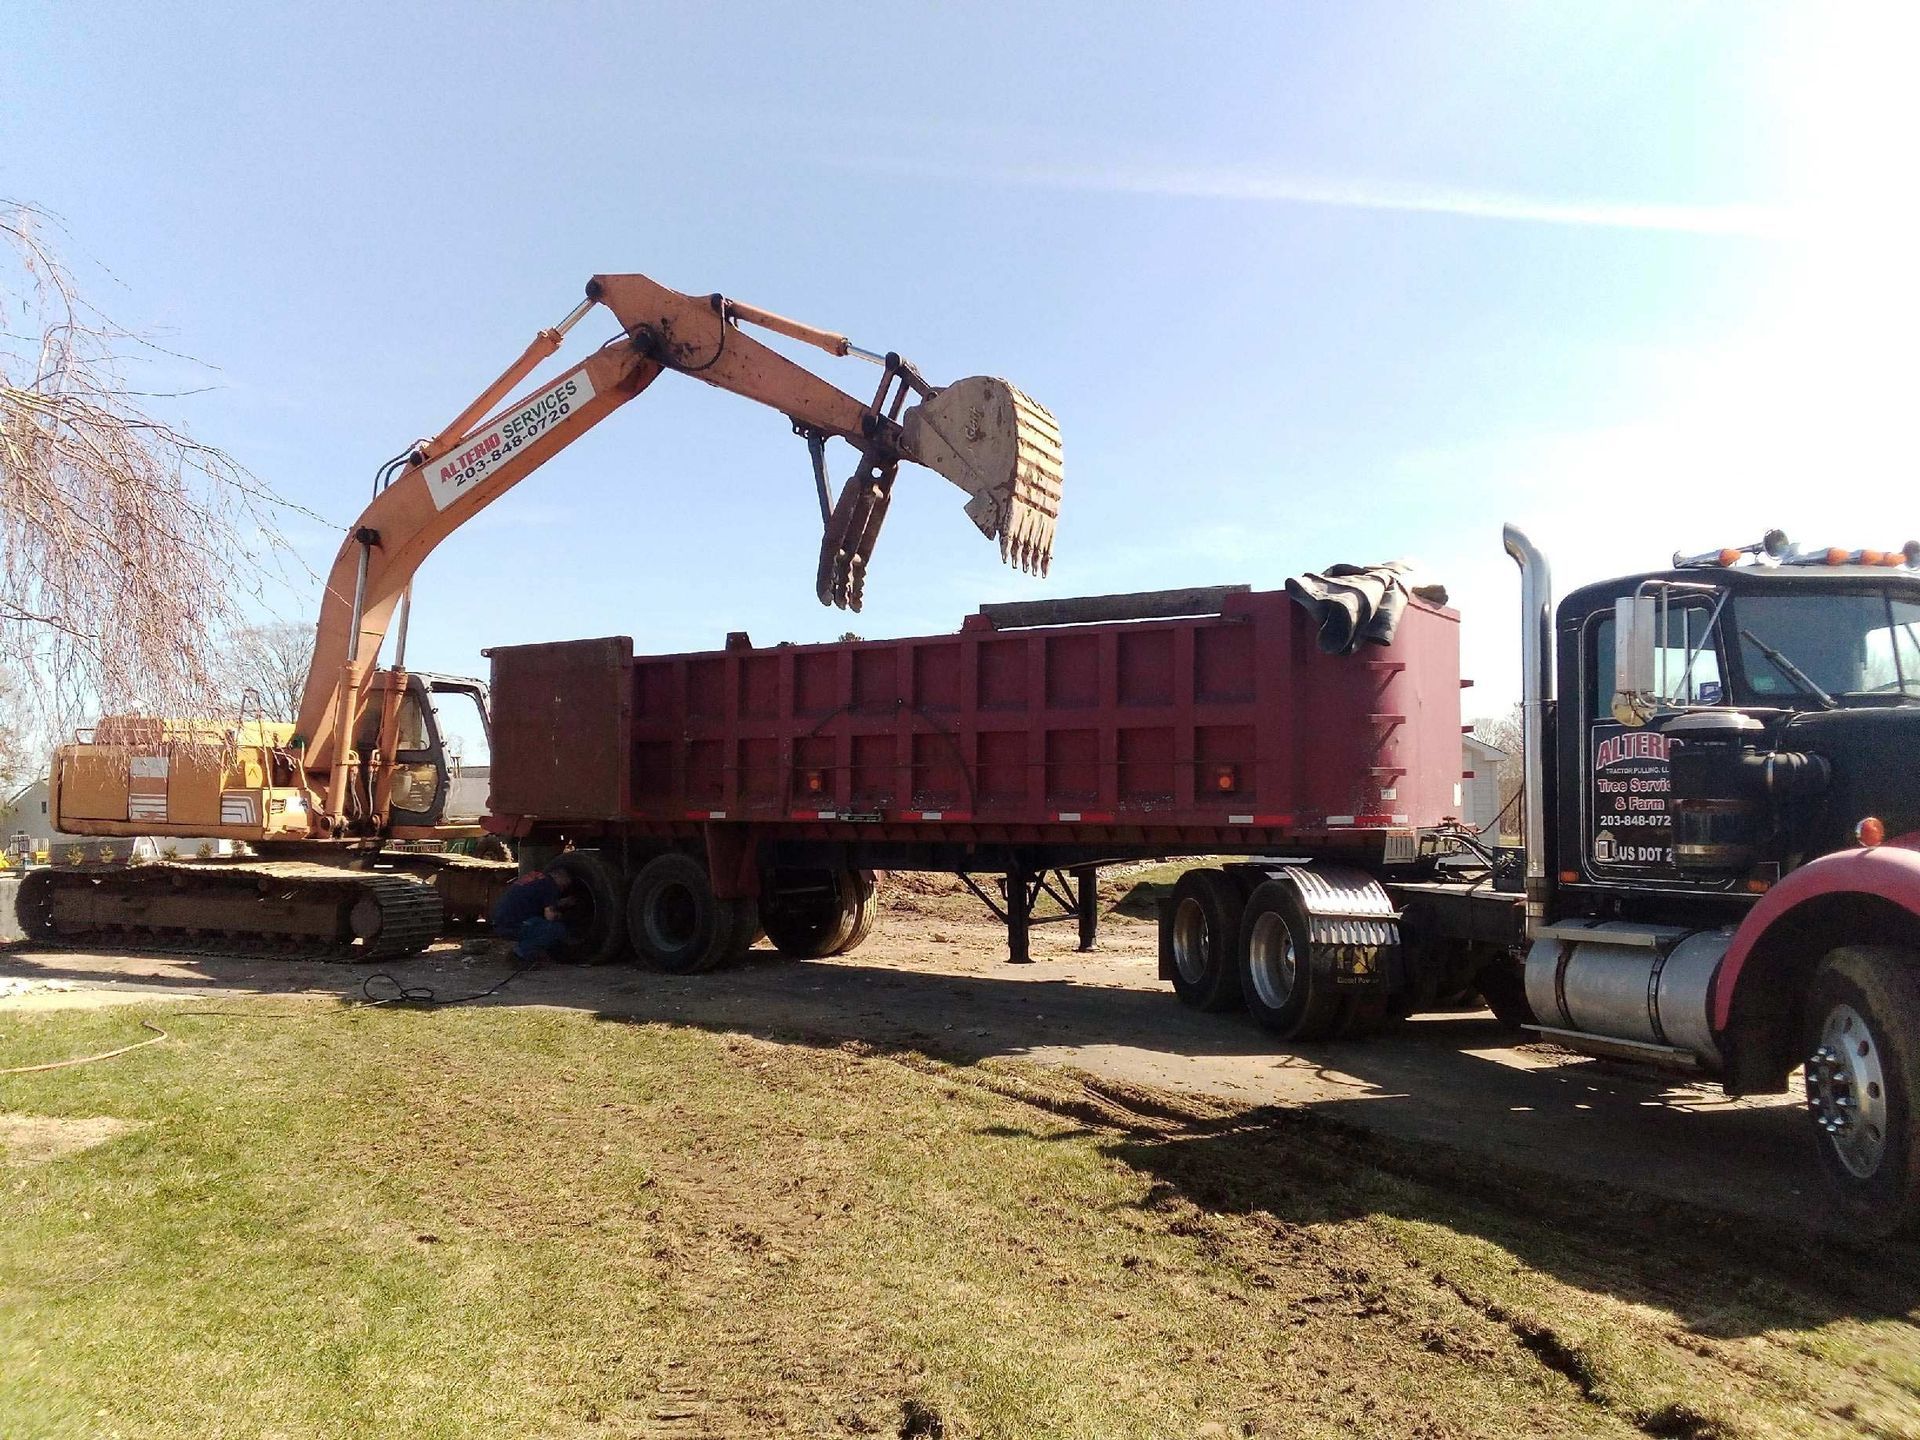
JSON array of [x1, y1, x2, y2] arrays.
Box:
[[488, 865, 575, 962]]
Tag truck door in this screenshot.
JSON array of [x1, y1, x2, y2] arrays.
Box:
[[1581, 598, 1725, 881]]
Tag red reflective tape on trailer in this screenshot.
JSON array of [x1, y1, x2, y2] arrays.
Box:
[[905, 810, 969, 822], [1227, 813, 1295, 826], [1330, 813, 1408, 828], [1055, 811, 1114, 823], [686, 810, 727, 820]]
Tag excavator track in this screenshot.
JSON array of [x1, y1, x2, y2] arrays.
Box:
[[382, 851, 517, 928], [16, 862, 444, 961]]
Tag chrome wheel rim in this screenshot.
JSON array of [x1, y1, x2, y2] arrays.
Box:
[[1172, 897, 1209, 984], [1248, 910, 1297, 1011], [1805, 1002, 1890, 1179]]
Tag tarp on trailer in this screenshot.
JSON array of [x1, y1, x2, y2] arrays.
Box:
[[1285, 562, 1449, 655]]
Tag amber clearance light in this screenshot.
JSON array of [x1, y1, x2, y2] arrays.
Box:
[[1213, 764, 1239, 794], [1857, 816, 1886, 848]]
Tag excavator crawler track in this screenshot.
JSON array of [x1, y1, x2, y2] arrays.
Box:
[[16, 862, 444, 961]]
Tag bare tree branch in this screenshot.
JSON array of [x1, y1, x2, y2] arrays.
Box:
[[0, 200, 318, 738], [222, 621, 314, 723]]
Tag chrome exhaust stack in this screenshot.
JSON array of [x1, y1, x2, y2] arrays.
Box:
[[1502, 524, 1554, 928]]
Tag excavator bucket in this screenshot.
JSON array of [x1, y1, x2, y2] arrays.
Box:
[[902, 377, 1064, 577]]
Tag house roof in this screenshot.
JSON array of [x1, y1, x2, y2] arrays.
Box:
[[1462, 734, 1508, 761]]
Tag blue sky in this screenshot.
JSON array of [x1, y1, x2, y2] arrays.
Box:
[[4, 2, 1913, 717]]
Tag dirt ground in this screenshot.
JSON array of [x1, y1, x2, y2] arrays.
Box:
[[0, 872, 1810, 1228]]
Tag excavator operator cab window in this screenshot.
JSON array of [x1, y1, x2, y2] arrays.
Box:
[[426, 679, 492, 823], [393, 693, 430, 751]]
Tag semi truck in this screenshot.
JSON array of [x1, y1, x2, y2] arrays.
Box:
[[483, 528, 1920, 1238]]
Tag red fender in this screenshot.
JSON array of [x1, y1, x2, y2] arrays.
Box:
[[1712, 840, 1920, 1029]]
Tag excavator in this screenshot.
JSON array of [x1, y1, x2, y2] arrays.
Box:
[[20, 272, 1064, 957]]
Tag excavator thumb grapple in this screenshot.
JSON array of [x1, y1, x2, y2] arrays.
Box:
[[817, 371, 1064, 611]]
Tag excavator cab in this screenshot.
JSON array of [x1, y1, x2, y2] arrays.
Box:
[[354, 671, 492, 833]]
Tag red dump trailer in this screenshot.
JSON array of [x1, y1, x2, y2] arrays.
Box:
[[484, 580, 1521, 1017]]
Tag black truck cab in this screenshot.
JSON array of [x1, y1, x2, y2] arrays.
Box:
[[1551, 561, 1920, 925]]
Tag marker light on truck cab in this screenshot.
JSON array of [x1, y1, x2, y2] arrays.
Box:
[[1678, 532, 1920, 571], [1677, 529, 1792, 568], [1857, 816, 1887, 848]]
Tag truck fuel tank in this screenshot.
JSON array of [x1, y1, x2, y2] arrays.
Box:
[[1525, 919, 1731, 1069]]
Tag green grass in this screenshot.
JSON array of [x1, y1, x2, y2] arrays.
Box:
[[2, 1000, 1917, 1438]]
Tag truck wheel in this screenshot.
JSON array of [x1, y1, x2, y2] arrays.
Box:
[[1237, 880, 1350, 1041], [1476, 960, 1535, 1031], [762, 867, 855, 958], [1803, 946, 1920, 1237], [761, 868, 878, 958], [1162, 869, 1247, 1011], [627, 853, 751, 974], [836, 870, 879, 955], [546, 850, 628, 966]]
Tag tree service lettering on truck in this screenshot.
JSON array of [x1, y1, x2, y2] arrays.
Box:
[[484, 530, 1920, 1240]]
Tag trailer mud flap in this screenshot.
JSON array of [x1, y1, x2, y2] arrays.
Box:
[[703, 824, 762, 901], [1272, 864, 1401, 992]]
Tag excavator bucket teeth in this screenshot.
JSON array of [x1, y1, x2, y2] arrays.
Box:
[[901, 377, 1063, 578]]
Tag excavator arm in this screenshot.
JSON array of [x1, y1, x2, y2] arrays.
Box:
[[294, 273, 1064, 813]]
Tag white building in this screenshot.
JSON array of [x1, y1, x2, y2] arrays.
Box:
[[1461, 734, 1511, 837], [2, 777, 236, 864]]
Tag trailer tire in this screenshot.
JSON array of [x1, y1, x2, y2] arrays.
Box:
[[627, 853, 747, 974], [761, 867, 877, 959], [1237, 880, 1350, 1041], [546, 850, 629, 966], [1802, 946, 1920, 1238], [836, 870, 879, 955], [1163, 869, 1247, 1012], [721, 893, 761, 966]]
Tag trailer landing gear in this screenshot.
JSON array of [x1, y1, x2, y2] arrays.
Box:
[[960, 863, 1101, 963]]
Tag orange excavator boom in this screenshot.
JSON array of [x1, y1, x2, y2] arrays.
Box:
[[294, 272, 1064, 820], [33, 270, 1062, 958]]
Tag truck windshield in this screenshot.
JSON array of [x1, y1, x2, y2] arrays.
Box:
[[1736, 591, 1920, 703]]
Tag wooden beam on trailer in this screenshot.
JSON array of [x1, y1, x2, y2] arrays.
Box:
[[974, 585, 1251, 631]]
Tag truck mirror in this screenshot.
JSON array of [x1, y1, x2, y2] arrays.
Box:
[[1612, 594, 1658, 728]]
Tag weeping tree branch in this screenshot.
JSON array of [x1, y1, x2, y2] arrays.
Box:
[[0, 200, 317, 739]]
